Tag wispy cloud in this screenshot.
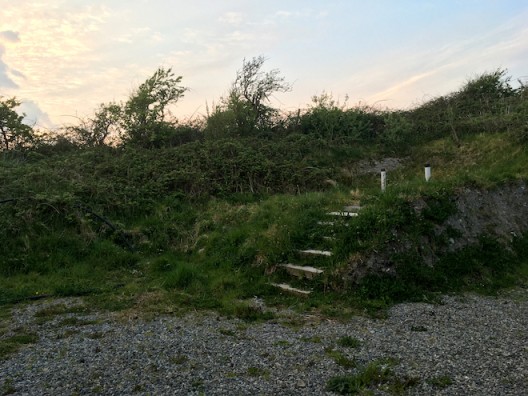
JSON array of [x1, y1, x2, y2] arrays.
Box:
[[0, 30, 20, 43], [18, 99, 54, 129], [218, 12, 244, 25], [0, 45, 19, 89], [1, 1, 527, 126]]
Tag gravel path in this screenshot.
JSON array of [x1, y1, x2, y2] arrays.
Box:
[[1, 288, 527, 395]]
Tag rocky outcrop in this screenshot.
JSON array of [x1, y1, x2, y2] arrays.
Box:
[[344, 181, 528, 283]]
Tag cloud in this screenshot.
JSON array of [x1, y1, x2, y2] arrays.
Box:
[[18, 100, 55, 129], [0, 30, 20, 43], [219, 12, 244, 25], [0, 45, 19, 88]]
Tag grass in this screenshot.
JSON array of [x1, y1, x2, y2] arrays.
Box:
[[427, 375, 454, 388], [337, 336, 361, 348], [169, 354, 189, 365], [325, 347, 357, 369], [326, 359, 419, 395], [1, 378, 16, 395], [0, 130, 527, 318], [0, 329, 38, 360], [246, 367, 270, 378]]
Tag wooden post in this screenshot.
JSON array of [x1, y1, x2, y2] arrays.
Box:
[[381, 168, 387, 192]]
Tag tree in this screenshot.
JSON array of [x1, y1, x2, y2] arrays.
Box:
[[122, 67, 187, 146], [229, 56, 291, 132], [0, 96, 34, 150], [70, 102, 122, 147]]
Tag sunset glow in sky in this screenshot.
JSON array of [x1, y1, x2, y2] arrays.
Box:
[[1, 0, 527, 129]]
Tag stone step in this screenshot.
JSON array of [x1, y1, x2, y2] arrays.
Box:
[[317, 221, 349, 227], [271, 283, 311, 297], [327, 211, 359, 217], [280, 264, 324, 279], [298, 249, 333, 257]]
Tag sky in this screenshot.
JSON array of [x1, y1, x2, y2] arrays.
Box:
[[1, 0, 527, 129]]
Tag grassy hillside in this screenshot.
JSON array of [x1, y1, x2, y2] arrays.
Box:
[[1, 70, 527, 318]]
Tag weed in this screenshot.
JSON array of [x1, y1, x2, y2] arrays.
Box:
[[86, 331, 105, 339], [191, 379, 204, 390], [1, 378, 15, 396], [246, 367, 270, 378], [170, 354, 188, 365], [427, 375, 454, 388], [57, 317, 98, 327], [410, 325, 428, 332], [57, 329, 80, 339], [132, 384, 145, 393], [300, 335, 322, 343], [0, 330, 38, 360], [218, 328, 236, 337], [34, 303, 90, 324], [233, 304, 274, 322], [337, 336, 361, 348], [326, 359, 418, 395], [325, 348, 357, 369]]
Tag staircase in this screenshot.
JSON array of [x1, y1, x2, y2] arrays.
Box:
[[270, 204, 361, 296]]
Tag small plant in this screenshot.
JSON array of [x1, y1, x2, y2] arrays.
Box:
[[170, 354, 188, 365], [218, 328, 236, 337], [410, 325, 428, 332], [247, 367, 270, 378], [325, 347, 357, 369], [57, 329, 80, 339], [191, 379, 204, 391], [1, 378, 16, 395], [300, 335, 322, 343], [427, 375, 454, 388], [232, 304, 274, 322], [34, 304, 91, 325], [326, 359, 418, 395], [86, 331, 105, 339], [57, 317, 98, 327], [0, 330, 38, 360], [337, 336, 361, 348]]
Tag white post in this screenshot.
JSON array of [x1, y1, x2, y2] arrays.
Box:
[[425, 163, 431, 182], [380, 168, 387, 192]]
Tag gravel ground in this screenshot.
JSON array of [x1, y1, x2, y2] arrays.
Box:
[[1, 288, 527, 395]]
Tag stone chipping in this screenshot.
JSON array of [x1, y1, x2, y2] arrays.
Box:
[[1, 287, 527, 395]]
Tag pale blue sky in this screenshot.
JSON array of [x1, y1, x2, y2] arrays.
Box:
[[1, 0, 527, 128]]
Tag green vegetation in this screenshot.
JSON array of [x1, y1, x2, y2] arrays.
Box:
[[326, 359, 419, 395], [246, 366, 270, 378], [427, 375, 454, 389], [0, 329, 38, 360], [1, 377, 16, 396], [325, 347, 357, 369], [1, 63, 527, 318], [337, 336, 361, 348]]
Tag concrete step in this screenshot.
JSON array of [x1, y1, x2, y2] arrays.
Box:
[[327, 211, 359, 217], [317, 221, 349, 227], [298, 249, 333, 257], [280, 264, 324, 279], [271, 283, 311, 297]]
